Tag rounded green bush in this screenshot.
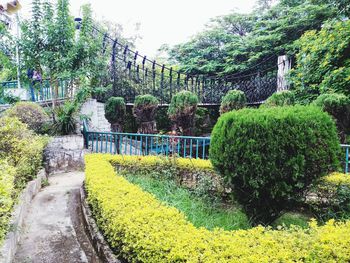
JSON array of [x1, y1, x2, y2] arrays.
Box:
[[219, 90, 247, 114], [313, 93, 350, 143], [104, 97, 126, 132], [133, 95, 159, 133], [168, 91, 198, 135], [5, 101, 49, 133], [210, 105, 341, 223], [263, 91, 295, 107]]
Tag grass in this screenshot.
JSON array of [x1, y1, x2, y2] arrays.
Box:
[[122, 172, 250, 231]]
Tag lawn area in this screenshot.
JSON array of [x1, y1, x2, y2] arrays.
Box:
[[122, 171, 250, 231]]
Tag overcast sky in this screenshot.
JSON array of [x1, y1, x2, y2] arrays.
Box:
[[18, 0, 257, 57]]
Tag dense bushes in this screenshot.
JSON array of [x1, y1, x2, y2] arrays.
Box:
[[0, 117, 48, 186], [133, 94, 159, 134], [291, 20, 350, 102], [219, 90, 246, 114], [168, 91, 198, 135], [307, 173, 350, 221], [0, 160, 15, 243], [0, 116, 47, 244], [85, 154, 350, 262], [5, 102, 49, 133], [262, 91, 295, 107], [210, 105, 340, 223], [104, 97, 126, 132], [313, 93, 350, 143]]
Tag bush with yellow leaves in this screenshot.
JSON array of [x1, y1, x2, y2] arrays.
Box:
[[85, 154, 350, 262], [307, 172, 350, 221], [0, 160, 15, 244]]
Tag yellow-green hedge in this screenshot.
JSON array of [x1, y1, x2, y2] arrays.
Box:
[[0, 160, 15, 243], [85, 154, 350, 263]]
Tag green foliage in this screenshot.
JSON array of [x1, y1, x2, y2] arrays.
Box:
[[168, 91, 198, 135], [0, 160, 15, 244], [133, 95, 159, 133], [167, 1, 336, 76], [307, 173, 350, 222], [52, 101, 78, 135], [262, 91, 295, 107], [5, 102, 49, 133], [272, 212, 311, 229], [133, 94, 159, 121], [0, 116, 48, 187], [210, 106, 341, 223], [291, 20, 350, 103], [124, 172, 250, 231], [313, 93, 350, 142], [220, 90, 247, 114], [104, 97, 126, 132]]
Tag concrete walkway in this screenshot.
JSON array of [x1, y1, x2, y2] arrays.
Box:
[[13, 172, 101, 263]]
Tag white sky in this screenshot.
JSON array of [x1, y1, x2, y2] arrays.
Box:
[[16, 0, 257, 58]]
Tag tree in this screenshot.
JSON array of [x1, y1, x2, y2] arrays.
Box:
[[168, 91, 198, 136], [166, 1, 337, 76], [290, 20, 350, 103], [133, 95, 159, 134], [104, 97, 126, 132]]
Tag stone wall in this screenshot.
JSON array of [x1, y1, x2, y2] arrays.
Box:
[[80, 99, 110, 132], [44, 135, 90, 174]]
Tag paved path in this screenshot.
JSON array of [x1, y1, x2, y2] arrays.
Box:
[[13, 172, 101, 263]]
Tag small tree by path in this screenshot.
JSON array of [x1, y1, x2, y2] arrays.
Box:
[[104, 97, 126, 132], [133, 95, 159, 134], [168, 91, 198, 136]]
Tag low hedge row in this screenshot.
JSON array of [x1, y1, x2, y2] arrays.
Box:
[[85, 154, 350, 262]]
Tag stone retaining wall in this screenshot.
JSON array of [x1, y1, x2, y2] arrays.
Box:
[[44, 135, 90, 174]]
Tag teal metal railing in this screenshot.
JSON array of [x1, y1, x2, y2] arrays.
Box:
[[83, 120, 350, 167], [0, 79, 67, 103], [82, 120, 210, 159]]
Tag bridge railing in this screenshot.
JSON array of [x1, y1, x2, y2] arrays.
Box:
[[0, 79, 68, 104], [82, 120, 210, 159], [82, 120, 350, 172]]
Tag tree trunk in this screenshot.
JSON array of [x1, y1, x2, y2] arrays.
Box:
[[138, 121, 157, 134]]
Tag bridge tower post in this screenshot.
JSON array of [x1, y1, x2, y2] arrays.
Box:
[[277, 55, 291, 92]]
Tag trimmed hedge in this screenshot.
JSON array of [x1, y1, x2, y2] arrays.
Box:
[[313, 93, 350, 143], [85, 154, 350, 262], [104, 97, 126, 132], [168, 91, 198, 135], [262, 90, 295, 107], [219, 90, 247, 114], [210, 105, 341, 223]]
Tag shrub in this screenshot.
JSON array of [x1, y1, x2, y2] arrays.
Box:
[[85, 154, 350, 262], [262, 90, 295, 107], [133, 94, 159, 134], [307, 173, 350, 221], [53, 101, 78, 135], [272, 212, 310, 229], [0, 117, 48, 186], [5, 102, 49, 133], [210, 106, 341, 223], [219, 90, 247, 114], [167, 91, 198, 135], [313, 93, 350, 143], [0, 160, 15, 244], [104, 97, 126, 132]]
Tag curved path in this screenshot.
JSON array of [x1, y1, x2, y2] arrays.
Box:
[[13, 172, 101, 263]]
